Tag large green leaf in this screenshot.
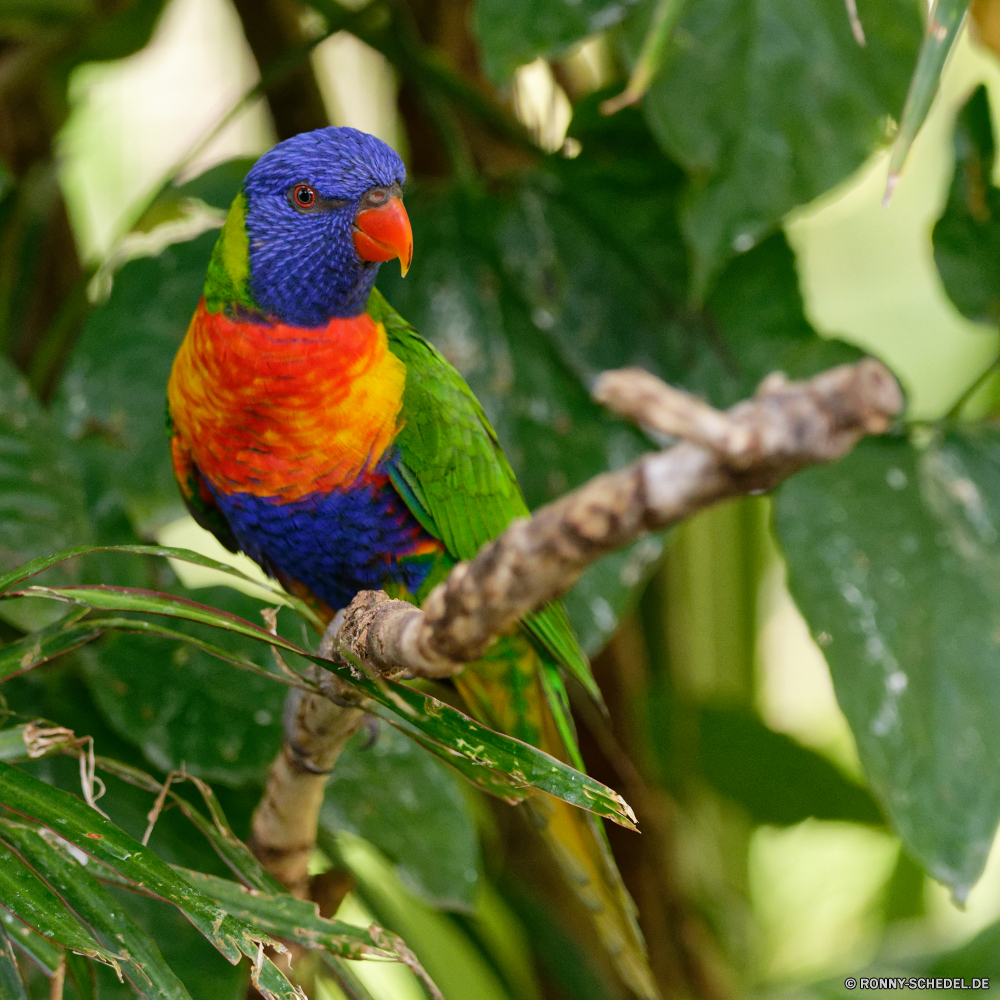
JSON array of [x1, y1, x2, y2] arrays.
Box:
[[0, 614, 104, 684], [473, 0, 644, 84], [55, 232, 217, 529], [0, 818, 193, 1000], [0, 911, 61, 978], [82, 587, 291, 786], [0, 922, 29, 1000], [5, 584, 638, 827], [0, 761, 297, 989], [698, 706, 884, 826], [0, 840, 120, 969], [0, 674, 256, 1000], [774, 429, 1000, 899], [933, 84, 1000, 326], [0, 356, 89, 586], [177, 869, 413, 965], [321, 725, 480, 911], [616, 0, 923, 298]]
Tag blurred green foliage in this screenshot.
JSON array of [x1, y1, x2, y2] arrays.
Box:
[[6, 0, 1000, 998]]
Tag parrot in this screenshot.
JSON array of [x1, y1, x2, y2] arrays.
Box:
[[166, 126, 657, 999]]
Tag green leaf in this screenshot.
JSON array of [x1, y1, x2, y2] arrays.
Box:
[[56, 232, 216, 528], [83, 587, 292, 786], [0, 840, 120, 970], [697, 706, 884, 826], [617, 0, 923, 298], [94, 756, 284, 899], [0, 921, 29, 1000], [71, 0, 169, 66], [932, 84, 1000, 325], [173, 159, 256, 211], [0, 911, 61, 978], [331, 833, 508, 1000], [177, 869, 414, 965], [0, 818, 193, 999], [0, 0, 91, 34], [887, 0, 969, 195], [774, 429, 1000, 900], [65, 952, 97, 1000], [0, 356, 89, 585], [320, 725, 480, 910], [925, 914, 1000, 978], [7, 584, 638, 827], [0, 543, 320, 627], [473, 0, 644, 84], [0, 761, 272, 964], [0, 618, 106, 684]]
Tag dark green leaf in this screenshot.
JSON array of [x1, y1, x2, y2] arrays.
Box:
[[0, 0, 92, 32], [65, 952, 97, 1000], [618, 0, 923, 297], [775, 429, 1000, 899], [83, 587, 291, 786], [0, 357, 89, 588], [0, 841, 119, 969], [173, 160, 255, 211], [887, 0, 969, 191], [473, 0, 644, 84], [321, 725, 480, 910], [94, 757, 284, 894], [104, 889, 248, 1000], [71, 0, 169, 66], [0, 921, 29, 1000], [56, 232, 216, 528], [0, 818, 193, 1000], [379, 109, 848, 648], [0, 911, 61, 978], [698, 706, 884, 826], [177, 869, 409, 963], [8, 584, 638, 826], [925, 915, 1000, 978], [933, 85, 1000, 325], [0, 762, 275, 965], [0, 619, 105, 684]]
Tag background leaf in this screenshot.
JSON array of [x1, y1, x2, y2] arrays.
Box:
[[775, 430, 1000, 900], [56, 232, 218, 531], [933, 84, 1000, 325], [616, 0, 923, 298], [320, 725, 480, 911], [81, 587, 291, 786], [473, 0, 644, 85]]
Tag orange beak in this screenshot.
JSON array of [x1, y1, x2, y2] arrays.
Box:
[[353, 196, 413, 276]]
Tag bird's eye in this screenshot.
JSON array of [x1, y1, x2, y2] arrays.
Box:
[[292, 185, 316, 209]]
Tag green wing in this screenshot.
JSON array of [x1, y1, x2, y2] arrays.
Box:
[[367, 289, 600, 703]]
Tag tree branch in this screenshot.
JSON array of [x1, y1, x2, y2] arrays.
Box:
[[327, 357, 902, 677], [249, 357, 902, 900]]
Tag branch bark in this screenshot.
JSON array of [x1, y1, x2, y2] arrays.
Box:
[[248, 357, 902, 898], [328, 357, 902, 678]]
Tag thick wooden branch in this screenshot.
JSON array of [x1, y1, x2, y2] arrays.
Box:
[[250, 357, 902, 898], [329, 358, 902, 677]]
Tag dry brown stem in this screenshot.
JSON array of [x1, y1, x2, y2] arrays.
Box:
[[248, 663, 363, 895], [329, 358, 902, 678]]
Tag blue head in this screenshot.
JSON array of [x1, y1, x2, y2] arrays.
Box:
[[240, 127, 410, 326]]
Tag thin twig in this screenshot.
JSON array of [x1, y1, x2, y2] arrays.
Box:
[[845, 0, 867, 46]]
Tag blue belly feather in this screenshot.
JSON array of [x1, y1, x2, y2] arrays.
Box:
[[208, 474, 437, 611]]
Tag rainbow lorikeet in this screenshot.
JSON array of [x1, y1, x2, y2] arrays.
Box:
[[167, 127, 655, 998]]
